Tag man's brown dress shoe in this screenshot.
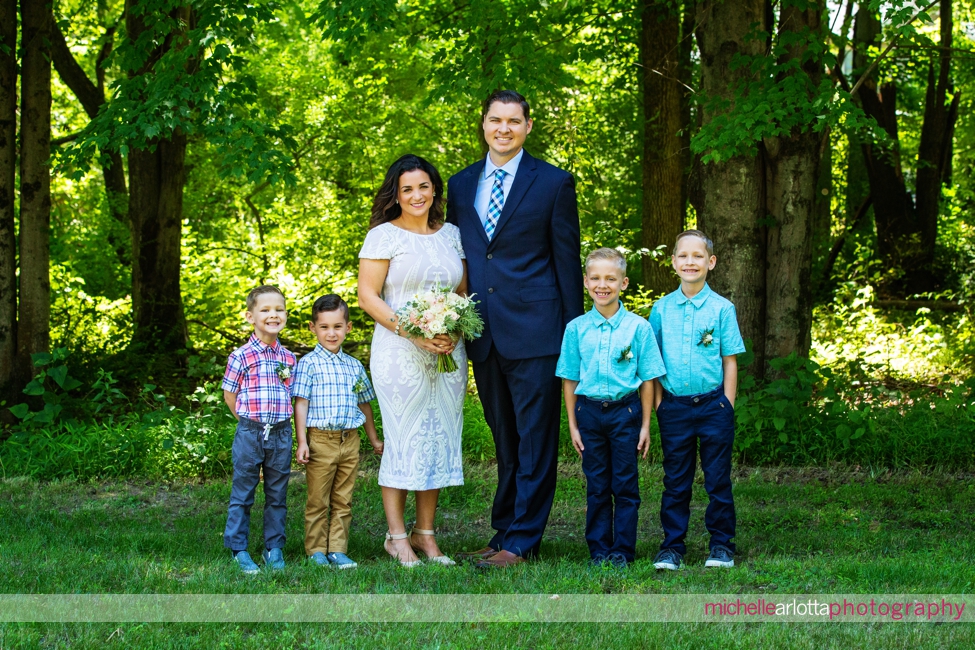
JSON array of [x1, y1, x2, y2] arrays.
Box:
[[454, 547, 498, 563], [475, 550, 525, 569]]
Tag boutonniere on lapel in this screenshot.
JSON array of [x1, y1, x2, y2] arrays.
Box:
[[697, 328, 715, 347], [352, 377, 368, 394], [275, 362, 292, 382], [616, 345, 634, 364]]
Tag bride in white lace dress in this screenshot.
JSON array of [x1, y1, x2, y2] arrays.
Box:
[[358, 154, 467, 567]]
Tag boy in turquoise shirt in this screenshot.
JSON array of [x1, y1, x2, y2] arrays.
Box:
[[557, 248, 666, 567], [649, 230, 746, 570]]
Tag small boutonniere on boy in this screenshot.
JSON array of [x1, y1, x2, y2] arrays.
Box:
[[697, 328, 715, 347], [616, 345, 634, 364], [275, 362, 292, 382], [352, 377, 368, 394]]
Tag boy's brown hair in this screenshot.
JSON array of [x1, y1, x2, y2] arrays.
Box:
[[246, 285, 286, 311], [673, 230, 714, 256]]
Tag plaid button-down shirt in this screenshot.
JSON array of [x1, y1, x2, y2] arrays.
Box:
[[222, 334, 296, 424], [292, 344, 376, 430]]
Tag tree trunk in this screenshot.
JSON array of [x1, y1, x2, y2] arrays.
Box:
[[695, 0, 768, 376], [639, 0, 684, 295], [914, 0, 955, 269], [18, 0, 52, 379], [50, 22, 129, 235], [762, 2, 823, 362], [125, 1, 189, 353], [0, 0, 16, 398], [844, 4, 879, 224]]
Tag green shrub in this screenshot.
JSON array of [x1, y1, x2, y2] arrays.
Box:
[[733, 353, 975, 467]]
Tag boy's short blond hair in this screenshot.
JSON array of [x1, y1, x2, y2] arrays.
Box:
[[673, 230, 714, 256], [585, 247, 627, 273], [246, 285, 286, 311]]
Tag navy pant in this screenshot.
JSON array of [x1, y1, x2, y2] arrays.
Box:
[[576, 391, 642, 562], [472, 346, 561, 558], [656, 386, 736, 555], [224, 416, 292, 552]]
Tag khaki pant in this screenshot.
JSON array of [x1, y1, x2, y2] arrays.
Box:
[[304, 428, 360, 556]]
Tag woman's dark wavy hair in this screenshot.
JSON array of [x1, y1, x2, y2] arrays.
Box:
[[369, 154, 444, 229]]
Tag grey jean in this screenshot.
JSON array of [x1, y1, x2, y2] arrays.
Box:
[[223, 416, 292, 552]]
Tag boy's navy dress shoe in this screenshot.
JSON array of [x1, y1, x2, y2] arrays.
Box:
[[308, 552, 330, 566], [233, 551, 260, 574], [705, 545, 735, 568], [326, 552, 358, 569], [263, 548, 285, 570]]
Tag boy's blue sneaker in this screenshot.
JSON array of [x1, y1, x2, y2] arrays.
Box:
[[588, 553, 608, 567], [233, 551, 260, 575], [653, 548, 684, 571], [262, 548, 285, 570], [705, 545, 735, 568], [326, 552, 358, 569], [308, 552, 330, 566], [607, 552, 629, 569]]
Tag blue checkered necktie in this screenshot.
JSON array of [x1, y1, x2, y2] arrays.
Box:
[[485, 168, 506, 240]]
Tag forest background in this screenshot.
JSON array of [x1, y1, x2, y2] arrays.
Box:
[[0, 0, 974, 476]]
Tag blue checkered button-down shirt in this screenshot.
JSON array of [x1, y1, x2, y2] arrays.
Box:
[[556, 303, 666, 400], [649, 283, 746, 397], [291, 345, 377, 430]]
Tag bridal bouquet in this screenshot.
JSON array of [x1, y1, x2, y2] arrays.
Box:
[[396, 285, 484, 373]]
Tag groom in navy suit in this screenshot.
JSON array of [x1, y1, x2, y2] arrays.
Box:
[[447, 90, 583, 567]]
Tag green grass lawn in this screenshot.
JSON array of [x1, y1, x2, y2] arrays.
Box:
[[2, 460, 973, 647]]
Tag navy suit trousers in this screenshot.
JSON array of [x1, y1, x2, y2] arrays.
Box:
[[657, 386, 736, 555], [473, 346, 561, 558], [576, 391, 642, 562]]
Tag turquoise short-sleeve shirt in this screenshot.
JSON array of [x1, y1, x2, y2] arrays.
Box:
[[556, 303, 666, 400], [648, 283, 746, 396]]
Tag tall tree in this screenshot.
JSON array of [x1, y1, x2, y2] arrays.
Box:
[[639, 0, 686, 295], [854, 0, 959, 295], [0, 0, 15, 397], [18, 0, 52, 379], [763, 0, 824, 362], [124, 1, 190, 353], [693, 0, 768, 373], [58, 0, 294, 355]]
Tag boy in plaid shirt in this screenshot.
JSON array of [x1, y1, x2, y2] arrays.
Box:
[[222, 285, 296, 574], [293, 294, 382, 569]]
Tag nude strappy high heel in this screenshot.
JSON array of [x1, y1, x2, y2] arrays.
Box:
[[385, 531, 422, 567], [410, 527, 456, 566]]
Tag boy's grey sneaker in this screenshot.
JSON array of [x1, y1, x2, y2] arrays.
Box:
[[326, 552, 358, 569], [705, 545, 735, 568], [588, 553, 608, 567], [233, 551, 260, 575], [262, 548, 285, 570], [308, 552, 330, 566], [653, 548, 684, 571]]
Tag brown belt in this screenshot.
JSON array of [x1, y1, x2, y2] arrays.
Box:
[[308, 427, 356, 441]]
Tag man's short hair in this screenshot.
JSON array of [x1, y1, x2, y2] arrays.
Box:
[[311, 294, 350, 323], [482, 89, 531, 121], [673, 230, 715, 256], [246, 285, 286, 311], [585, 247, 627, 273]]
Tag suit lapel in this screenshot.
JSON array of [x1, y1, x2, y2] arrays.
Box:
[[463, 161, 490, 247], [489, 151, 537, 247]]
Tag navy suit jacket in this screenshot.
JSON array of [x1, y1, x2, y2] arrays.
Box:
[[446, 150, 584, 363]]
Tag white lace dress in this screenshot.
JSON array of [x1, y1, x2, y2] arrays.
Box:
[[359, 222, 467, 490]]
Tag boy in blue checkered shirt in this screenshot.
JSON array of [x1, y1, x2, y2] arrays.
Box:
[[293, 294, 382, 569]]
